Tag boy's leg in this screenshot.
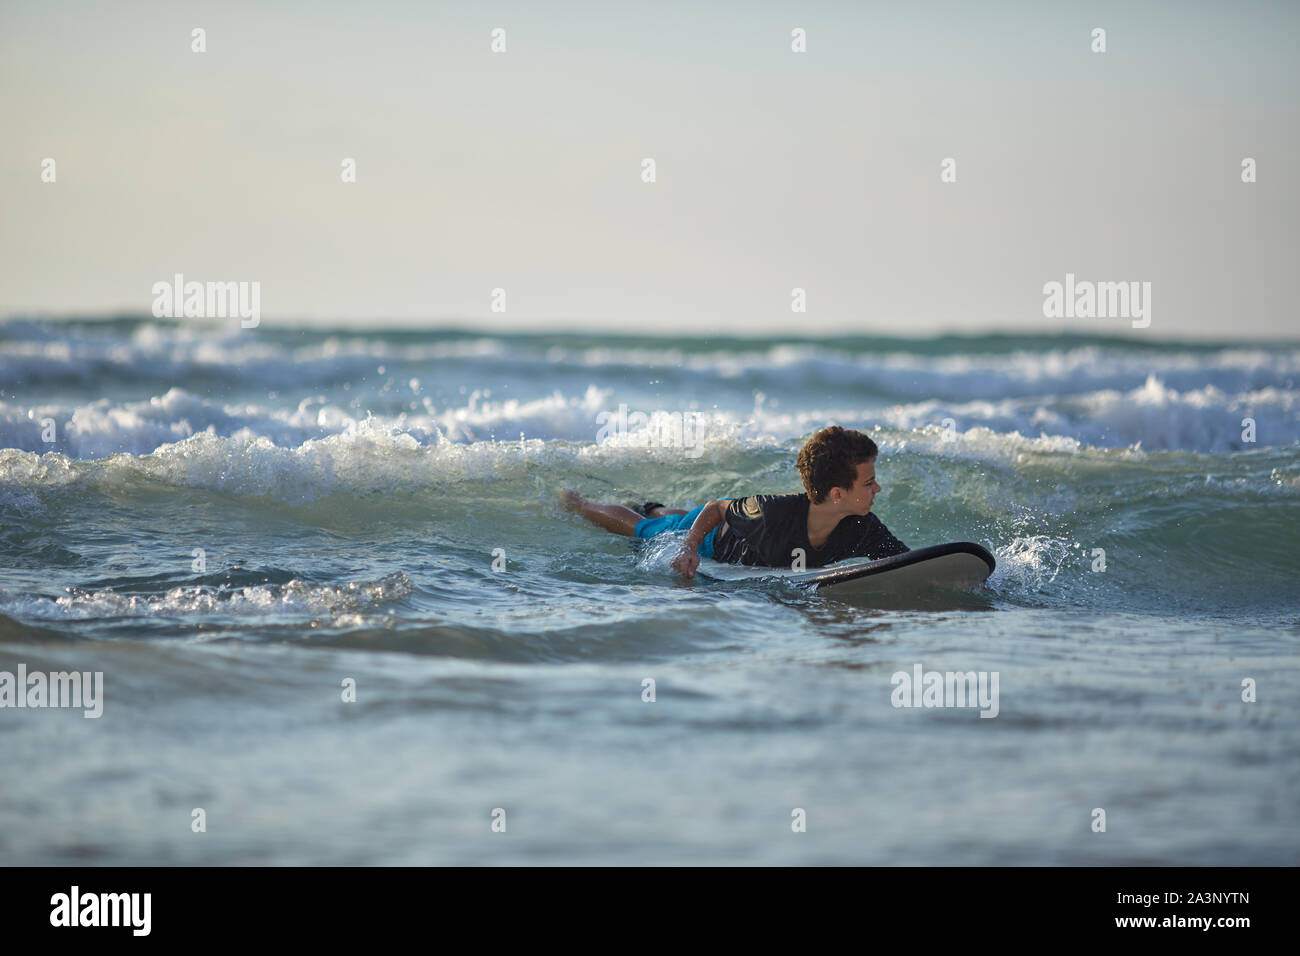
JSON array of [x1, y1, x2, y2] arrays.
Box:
[[561, 490, 645, 537]]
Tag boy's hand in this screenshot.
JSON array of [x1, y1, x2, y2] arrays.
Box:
[[672, 543, 701, 579]]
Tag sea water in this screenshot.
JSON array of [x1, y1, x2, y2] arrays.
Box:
[[1, 318, 1297, 864]]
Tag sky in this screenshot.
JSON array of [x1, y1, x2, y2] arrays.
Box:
[[1, 0, 1297, 339]]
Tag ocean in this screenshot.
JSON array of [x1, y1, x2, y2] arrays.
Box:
[[1, 317, 1297, 865]]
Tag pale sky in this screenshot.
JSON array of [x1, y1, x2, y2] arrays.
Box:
[[2, 0, 1297, 339]]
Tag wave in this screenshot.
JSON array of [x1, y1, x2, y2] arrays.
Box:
[[2, 409, 1297, 513], [6, 319, 1298, 457], [5, 318, 1299, 398], [2, 416, 1296, 618], [1, 375, 1296, 463]]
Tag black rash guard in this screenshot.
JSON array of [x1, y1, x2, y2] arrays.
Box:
[[712, 493, 909, 568]]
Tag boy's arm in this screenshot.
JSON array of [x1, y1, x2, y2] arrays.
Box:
[[682, 499, 727, 550], [671, 499, 729, 579]]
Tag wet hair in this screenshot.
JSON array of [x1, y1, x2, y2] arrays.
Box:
[[797, 426, 878, 503]]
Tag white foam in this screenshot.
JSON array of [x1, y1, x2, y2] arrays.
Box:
[[987, 536, 1075, 595], [0, 571, 413, 621]]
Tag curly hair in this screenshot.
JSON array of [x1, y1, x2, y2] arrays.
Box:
[[797, 426, 878, 503]]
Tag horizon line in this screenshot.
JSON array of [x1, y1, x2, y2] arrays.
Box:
[[6, 311, 1296, 348]]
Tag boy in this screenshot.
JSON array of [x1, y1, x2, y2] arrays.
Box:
[[561, 425, 909, 579]]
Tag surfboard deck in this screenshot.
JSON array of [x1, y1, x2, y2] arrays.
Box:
[[696, 542, 996, 597]]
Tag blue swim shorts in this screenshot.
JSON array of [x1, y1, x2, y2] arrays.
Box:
[[634, 504, 718, 559]]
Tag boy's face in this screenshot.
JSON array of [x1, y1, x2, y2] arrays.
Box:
[[831, 458, 881, 514]]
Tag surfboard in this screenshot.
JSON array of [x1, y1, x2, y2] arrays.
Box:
[[696, 542, 996, 597]]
